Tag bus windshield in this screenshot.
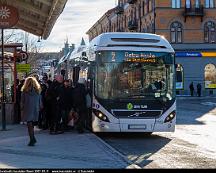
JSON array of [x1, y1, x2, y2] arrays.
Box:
[[95, 51, 175, 100]]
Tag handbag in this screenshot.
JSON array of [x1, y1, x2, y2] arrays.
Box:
[[68, 109, 79, 126]]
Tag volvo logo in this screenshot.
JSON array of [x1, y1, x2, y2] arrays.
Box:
[[128, 112, 146, 118]]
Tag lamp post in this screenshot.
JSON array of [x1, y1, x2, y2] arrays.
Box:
[[1, 29, 6, 130]]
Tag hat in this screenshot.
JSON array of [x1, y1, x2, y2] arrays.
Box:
[[55, 74, 63, 83]]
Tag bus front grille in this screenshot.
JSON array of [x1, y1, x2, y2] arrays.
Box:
[[111, 110, 163, 119]]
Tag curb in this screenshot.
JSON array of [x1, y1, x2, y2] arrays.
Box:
[[92, 133, 141, 169]]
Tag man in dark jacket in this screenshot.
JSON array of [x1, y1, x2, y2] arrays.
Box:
[[47, 75, 64, 134], [72, 78, 87, 133], [59, 80, 73, 132], [197, 83, 202, 97], [189, 82, 194, 97]]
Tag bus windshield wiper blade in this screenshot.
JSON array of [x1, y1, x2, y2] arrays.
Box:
[[152, 96, 167, 109], [127, 94, 146, 98]]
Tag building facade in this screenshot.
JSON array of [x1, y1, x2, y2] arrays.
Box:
[[86, 0, 216, 96]]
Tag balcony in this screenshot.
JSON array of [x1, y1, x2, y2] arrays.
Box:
[[128, 0, 137, 4], [128, 20, 138, 30], [115, 5, 124, 14], [183, 5, 204, 22], [117, 28, 124, 32]]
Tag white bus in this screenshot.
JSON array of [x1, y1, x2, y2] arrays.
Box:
[[86, 32, 176, 133]]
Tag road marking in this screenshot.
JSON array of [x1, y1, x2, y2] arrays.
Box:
[[201, 102, 216, 106]]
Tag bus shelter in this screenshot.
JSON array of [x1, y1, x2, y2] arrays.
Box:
[[0, 0, 68, 125]]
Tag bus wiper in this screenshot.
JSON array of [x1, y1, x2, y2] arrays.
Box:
[[127, 94, 146, 98], [152, 95, 167, 110]]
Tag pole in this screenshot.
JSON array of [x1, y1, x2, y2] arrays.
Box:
[[25, 32, 28, 77], [1, 28, 6, 130]]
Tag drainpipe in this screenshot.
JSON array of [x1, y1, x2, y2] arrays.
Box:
[[153, 0, 156, 34]]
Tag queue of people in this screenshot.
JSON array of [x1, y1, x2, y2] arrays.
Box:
[[15, 73, 89, 146]]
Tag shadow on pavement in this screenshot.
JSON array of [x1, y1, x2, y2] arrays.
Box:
[[176, 98, 216, 125], [98, 132, 171, 168]]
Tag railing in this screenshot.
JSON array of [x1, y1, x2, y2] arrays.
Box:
[[128, 0, 137, 4], [184, 5, 204, 22], [115, 5, 124, 14], [128, 20, 138, 30], [117, 28, 124, 32], [184, 5, 204, 16]]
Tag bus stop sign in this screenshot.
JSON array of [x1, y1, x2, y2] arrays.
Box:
[[0, 4, 19, 28]]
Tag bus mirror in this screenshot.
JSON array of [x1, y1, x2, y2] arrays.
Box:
[[82, 52, 87, 56], [82, 57, 88, 61]]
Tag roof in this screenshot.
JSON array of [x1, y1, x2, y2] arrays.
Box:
[[90, 32, 175, 53], [1, 0, 68, 39], [80, 37, 86, 46], [86, 7, 116, 35]]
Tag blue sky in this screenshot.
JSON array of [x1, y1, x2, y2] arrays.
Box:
[[40, 0, 116, 52]]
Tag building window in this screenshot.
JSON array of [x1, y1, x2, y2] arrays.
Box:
[[176, 64, 184, 90], [172, 0, 181, 8], [195, 0, 201, 8], [204, 21, 216, 43], [149, 0, 152, 11], [185, 0, 191, 8], [170, 22, 183, 43], [146, 0, 149, 13], [205, 0, 215, 8], [205, 64, 216, 88]]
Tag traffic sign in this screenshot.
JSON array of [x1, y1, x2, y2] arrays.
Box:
[[0, 5, 19, 28], [20, 51, 28, 61], [16, 64, 31, 73]]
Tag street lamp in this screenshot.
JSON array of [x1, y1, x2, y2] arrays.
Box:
[[1, 29, 6, 130]]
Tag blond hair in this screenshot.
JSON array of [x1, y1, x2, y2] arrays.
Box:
[[21, 77, 41, 94]]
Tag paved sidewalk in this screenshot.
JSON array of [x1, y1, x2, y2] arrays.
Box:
[[0, 125, 131, 169]]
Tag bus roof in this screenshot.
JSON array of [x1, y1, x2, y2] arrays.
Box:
[[90, 32, 174, 53]]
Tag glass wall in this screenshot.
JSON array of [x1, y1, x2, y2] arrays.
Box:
[[205, 63, 216, 89], [176, 64, 184, 89]]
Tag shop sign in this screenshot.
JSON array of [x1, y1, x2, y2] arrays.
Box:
[[175, 52, 202, 57], [16, 64, 31, 73], [205, 81, 216, 89], [0, 4, 19, 28], [176, 52, 216, 58]]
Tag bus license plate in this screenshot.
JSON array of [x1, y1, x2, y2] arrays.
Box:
[[128, 124, 147, 130]]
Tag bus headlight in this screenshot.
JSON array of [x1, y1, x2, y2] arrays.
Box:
[[93, 109, 110, 122], [164, 111, 176, 123]]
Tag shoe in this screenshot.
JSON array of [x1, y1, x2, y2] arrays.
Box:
[[32, 137, 37, 144], [56, 130, 64, 134], [78, 129, 84, 134], [28, 140, 35, 146], [50, 131, 57, 135]]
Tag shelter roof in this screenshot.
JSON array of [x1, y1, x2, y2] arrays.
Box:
[[0, 0, 68, 39]]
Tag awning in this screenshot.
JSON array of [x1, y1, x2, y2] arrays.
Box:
[[0, 0, 68, 39]]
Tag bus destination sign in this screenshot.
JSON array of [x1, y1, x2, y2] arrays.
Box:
[[125, 52, 156, 63]]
